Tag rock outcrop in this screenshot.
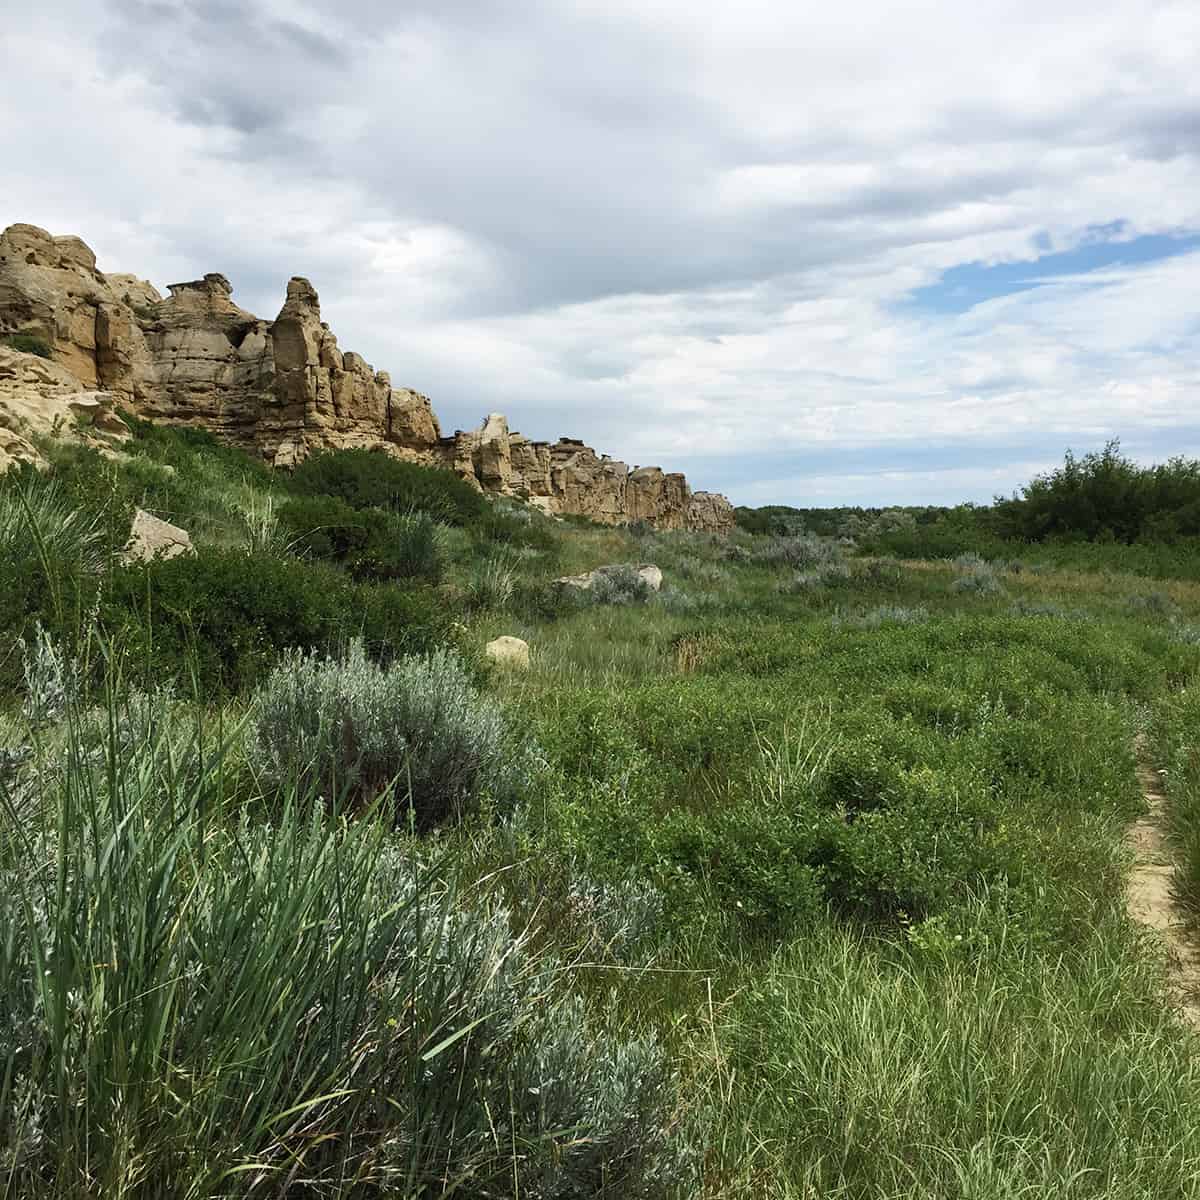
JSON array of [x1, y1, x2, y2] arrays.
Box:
[[0, 223, 734, 531], [555, 563, 664, 593], [445, 418, 734, 533], [122, 509, 194, 564], [0, 344, 129, 472]]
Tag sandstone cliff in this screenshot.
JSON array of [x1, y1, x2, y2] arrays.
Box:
[[0, 223, 734, 531]]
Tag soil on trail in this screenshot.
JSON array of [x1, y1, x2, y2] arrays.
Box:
[[1126, 743, 1200, 1030]]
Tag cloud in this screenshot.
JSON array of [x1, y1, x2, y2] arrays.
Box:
[[1, 0, 1198, 505]]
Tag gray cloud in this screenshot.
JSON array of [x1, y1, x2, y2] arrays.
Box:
[[2, 0, 1200, 505]]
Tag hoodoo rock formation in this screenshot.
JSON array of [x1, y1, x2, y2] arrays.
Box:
[[0, 224, 734, 531]]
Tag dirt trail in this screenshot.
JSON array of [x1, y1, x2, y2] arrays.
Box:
[[1126, 741, 1200, 1030]]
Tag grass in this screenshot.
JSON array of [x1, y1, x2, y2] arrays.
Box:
[[0, 333, 53, 359], [5, 427, 1200, 1194]]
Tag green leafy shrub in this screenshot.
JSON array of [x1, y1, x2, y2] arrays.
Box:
[[248, 641, 518, 827], [0, 332, 52, 358], [289, 448, 488, 526], [277, 495, 442, 583], [657, 799, 829, 929], [103, 548, 447, 695]]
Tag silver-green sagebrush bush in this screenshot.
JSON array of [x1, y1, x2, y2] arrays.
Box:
[[248, 640, 520, 827], [588, 564, 653, 605], [753, 532, 841, 571], [832, 604, 930, 629], [951, 561, 1004, 595]]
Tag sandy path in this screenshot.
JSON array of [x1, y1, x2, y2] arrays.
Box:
[[1126, 744, 1200, 1030]]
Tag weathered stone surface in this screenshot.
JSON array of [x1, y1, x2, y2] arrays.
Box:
[[0, 222, 735, 530], [485, 635, 531, 669], [554, 563, 663, 593], [122, 509, 194, 564], [686, 490, 737, 534], [446, 418, 735, 531], [0, 345, 129, 471], [0, 223, 160, 395]]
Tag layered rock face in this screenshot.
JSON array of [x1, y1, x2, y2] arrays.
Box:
[[0, 345, 129, 472], [0, 223, 734, 531], [439, 415, 733, 532]]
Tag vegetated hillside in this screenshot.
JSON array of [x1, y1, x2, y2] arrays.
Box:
[[5, 424, 1200, 1196]]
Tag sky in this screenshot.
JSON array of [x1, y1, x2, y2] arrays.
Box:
[[2, 0, 1198, 508]]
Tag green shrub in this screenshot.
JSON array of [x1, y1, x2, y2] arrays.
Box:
[[657, 799, 829, 930], [248, 641, 517, 827], [103, 547, 447, 695], [733, 506, 774, 535], [0, 332, 52, 358], [277, 495, 442, 583], [289, 448, 488, 526]]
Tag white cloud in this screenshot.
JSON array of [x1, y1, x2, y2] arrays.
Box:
[[0, 0, 1198, 505]]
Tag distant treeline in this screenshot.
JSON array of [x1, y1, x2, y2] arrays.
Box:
[[736, 442, 1200, 575]]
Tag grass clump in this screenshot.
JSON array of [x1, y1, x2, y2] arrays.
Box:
[[0, 474, 106, 684], [0, 332, 53, 358], [1151, 688, 1200, 918], [249, 641, 516, 828], [462, 548, 519, 610]]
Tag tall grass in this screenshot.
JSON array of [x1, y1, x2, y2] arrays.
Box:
[[708, 905, 1200, 1198], [1151, 688, 1200, 917], [0, 666, 691, 1197], [0, 477, 105, 626]]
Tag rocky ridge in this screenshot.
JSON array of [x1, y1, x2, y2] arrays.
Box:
[[0, 223, 734, 531]]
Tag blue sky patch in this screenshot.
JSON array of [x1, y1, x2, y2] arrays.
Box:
[[906, 225, 1200, 315]]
